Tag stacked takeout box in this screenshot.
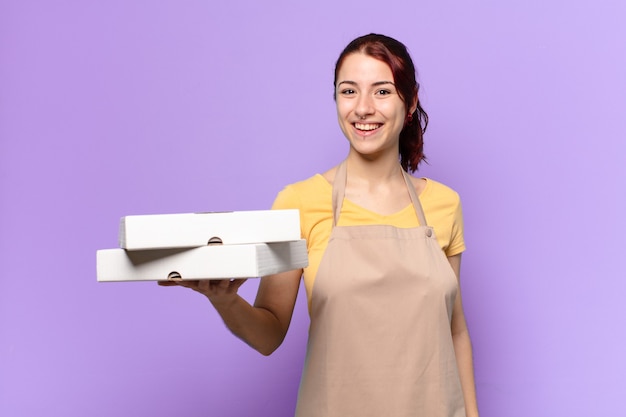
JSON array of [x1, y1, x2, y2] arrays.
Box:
[[96, 210, 308, 282]]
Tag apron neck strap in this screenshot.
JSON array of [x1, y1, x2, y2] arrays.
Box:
[[331, 160, 429, 227], [332, 161, 347, 227], [401, 169, 429, 227]]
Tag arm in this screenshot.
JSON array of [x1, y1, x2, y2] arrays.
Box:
[[448, 254, 480, 417], [160, 184, 307, 355], [163, 267, 302, 356]]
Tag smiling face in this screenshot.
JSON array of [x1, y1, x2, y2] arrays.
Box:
[[335, 52, 410, 161]]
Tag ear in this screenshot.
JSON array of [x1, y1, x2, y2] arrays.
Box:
[[408, 89, 418, 114]]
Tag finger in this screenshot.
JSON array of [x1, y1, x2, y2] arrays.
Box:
[[196, 280, 213, 293], [229, 278, 247, 291], [157, 281, 179, 287], [177, 280, 200, 289], [215, 279, 231, 290], [208, 279, 228, 289]]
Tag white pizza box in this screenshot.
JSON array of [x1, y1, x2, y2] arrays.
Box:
[[119, 209, 301, 250], [97, 240, 308, 282]]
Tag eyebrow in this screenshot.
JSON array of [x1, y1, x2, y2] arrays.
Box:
[[337, 80, 396, 88]]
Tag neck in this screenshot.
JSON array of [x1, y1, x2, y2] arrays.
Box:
[[345, 152, 404, 184]]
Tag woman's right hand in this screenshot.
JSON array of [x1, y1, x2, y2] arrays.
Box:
[[157, 269, 302, 355], [158, 279, 247, 307]]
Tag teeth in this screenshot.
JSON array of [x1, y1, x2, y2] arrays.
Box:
[[355, 123, 381, 131]]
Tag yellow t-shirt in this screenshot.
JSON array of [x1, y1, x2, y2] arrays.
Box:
[[272, 174, 465, 306]]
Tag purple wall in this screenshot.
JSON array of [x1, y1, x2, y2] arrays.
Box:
[[1, 1, 625, 416]]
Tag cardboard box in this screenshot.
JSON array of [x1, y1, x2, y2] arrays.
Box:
[[97, 240, 308, 282], [119, 209, 301, 250]]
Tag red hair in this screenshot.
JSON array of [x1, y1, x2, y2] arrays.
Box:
[[334, 34, 428, 172]]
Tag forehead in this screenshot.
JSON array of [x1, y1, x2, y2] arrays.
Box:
[[337, 53, 393, 82]]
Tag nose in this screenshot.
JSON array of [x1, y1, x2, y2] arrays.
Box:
[[354, 94, 374, 119]]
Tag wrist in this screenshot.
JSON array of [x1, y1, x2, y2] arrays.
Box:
[[208, 293, 240, 312]]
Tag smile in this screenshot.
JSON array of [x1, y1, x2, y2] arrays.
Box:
[[354, 123, 382, 131]]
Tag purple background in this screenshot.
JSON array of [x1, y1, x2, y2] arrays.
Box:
[[1, 1, 625, 416]]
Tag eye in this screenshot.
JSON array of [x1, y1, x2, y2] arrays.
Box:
[[376, 89, 392, 96], [340, 89, 356, 95]]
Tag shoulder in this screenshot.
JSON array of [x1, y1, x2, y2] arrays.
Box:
[[280, 174, 330, 201], [423, 178, 459, 194], [404, 173, 460, 205], [418, 178, 463, 219], [420, 179, 465, 255], [272, 174, 334, 242], [272, 174, 331, 210], [420, 178, 461, 204]]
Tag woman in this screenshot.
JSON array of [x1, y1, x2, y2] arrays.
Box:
[[166, 34, 479, 417]]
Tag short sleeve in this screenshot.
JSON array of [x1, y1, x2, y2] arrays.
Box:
[[445, 198, 465, 257], [271, 185, 305, 239]]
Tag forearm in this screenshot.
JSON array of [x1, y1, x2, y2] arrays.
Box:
[[453, 329, 479, 417], [209, 294, 287, 356]]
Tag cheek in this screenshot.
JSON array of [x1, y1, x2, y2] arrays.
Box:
[[336, 101, 352, 118], [388, 103, 408, 123], [335, 108, 354, 139]]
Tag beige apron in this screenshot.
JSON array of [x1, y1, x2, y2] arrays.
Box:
[[295, 162, 466, 417]]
